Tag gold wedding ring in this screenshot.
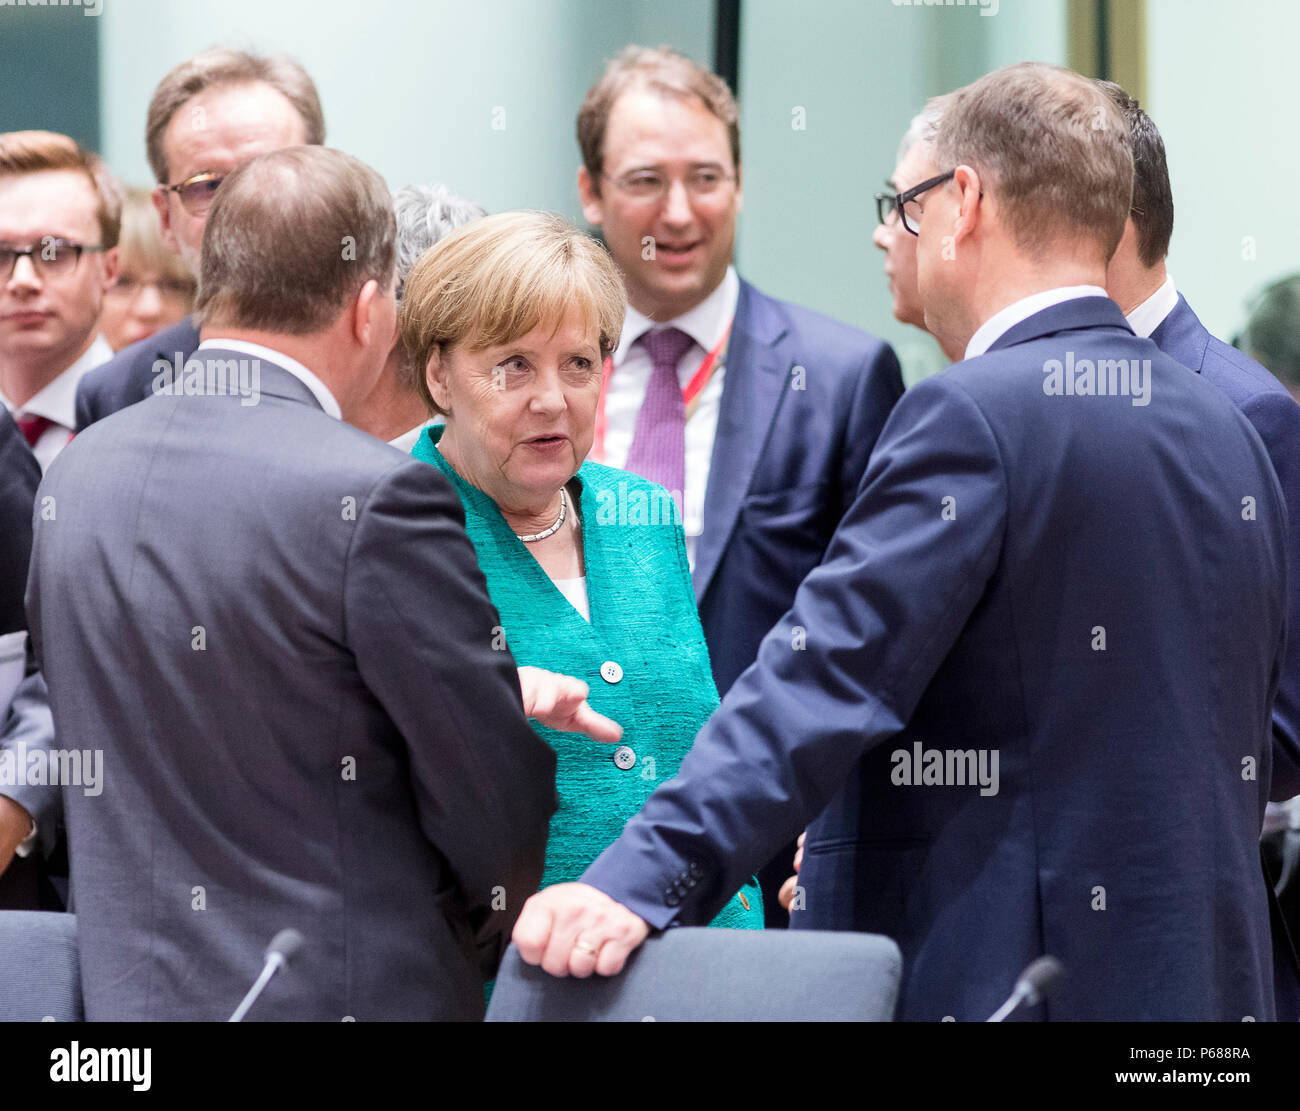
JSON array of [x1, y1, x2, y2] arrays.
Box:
[[573, 938, 601, 957]]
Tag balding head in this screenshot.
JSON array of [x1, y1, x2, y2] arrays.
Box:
[[197, 146, 395, 336]]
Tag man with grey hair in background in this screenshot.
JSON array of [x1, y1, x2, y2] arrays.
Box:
[[75, 47, 326, 429], [872, 100, 963, 372], [25, 145, 601, 1020], [351, 183, 485, 451]]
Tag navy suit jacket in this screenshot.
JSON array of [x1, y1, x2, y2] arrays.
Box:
[[1151, 294, 1300, 800], [74, 315, 200, 430], [583, 297, 1284, 1021], [693, 280, 903, 695], [0, 410, 38, 635]]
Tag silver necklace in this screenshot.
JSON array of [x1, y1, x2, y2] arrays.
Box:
[[514, 488, 567, 543]]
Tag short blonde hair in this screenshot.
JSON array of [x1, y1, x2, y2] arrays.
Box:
[[400, 211, 626, 416], [0, 129, 122, 248], [117, 187, 194, 296]]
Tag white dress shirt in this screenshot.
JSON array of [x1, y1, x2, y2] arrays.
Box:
[[0, 334, 113, 471], [601, 265, 740, 568], [388, 417, 441, 455], [196, 338, 341, 419], [1124, 274, 1179, 338], [552, 575, 591, 622], [964, 285, 1110, 361]]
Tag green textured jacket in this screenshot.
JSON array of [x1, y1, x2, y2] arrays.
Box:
[[413, 427, 762, 929]]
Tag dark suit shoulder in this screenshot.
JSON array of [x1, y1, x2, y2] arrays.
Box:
[[75, 316, 201, 429], [1200, 333, 1293, 409]]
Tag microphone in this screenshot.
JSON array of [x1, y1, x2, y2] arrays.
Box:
[[228, 928, 304, 1022], [985, 956, 1066, 1022]]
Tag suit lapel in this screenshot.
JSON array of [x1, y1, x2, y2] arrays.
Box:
[[693, 280, 790, 603], [1149, 295, 1211, 373]]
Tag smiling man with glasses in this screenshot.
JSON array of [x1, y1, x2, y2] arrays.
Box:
[[0, 130, 119, 471], [74, 48, 325, 430], [574, 46, 903, 926]]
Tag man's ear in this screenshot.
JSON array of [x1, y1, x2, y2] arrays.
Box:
[[577, 165, 603, 227], [152, 186, 181, 256], [951, 165, 983, 246], [734, 163, 743, 216], [351, 278, 388, 347], [425, 346, 450, 413], [99, 246, 119, 291]]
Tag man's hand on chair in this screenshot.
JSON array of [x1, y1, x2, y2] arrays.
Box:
[[513, 882, 650, 977]]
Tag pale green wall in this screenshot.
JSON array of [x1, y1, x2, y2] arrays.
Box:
[[1146, 0, 1299, 343], [734, 0, 1066, 383], [97, 0, 712, 220], [91, 0, 1292, 371]]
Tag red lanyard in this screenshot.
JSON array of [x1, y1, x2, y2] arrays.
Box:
[[591, 319, 733, 463]]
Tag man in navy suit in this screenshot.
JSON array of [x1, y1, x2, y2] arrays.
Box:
[[514, 63, 1286, 1021], [0, 410, 58, 909], [1098, 79, 1300, 1021], [576, 47, 903, 923], [74, 48, 325, 430]]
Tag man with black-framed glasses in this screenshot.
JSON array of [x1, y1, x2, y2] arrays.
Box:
[[515, 62, 1285, 1023], [0, 130, 119, 471], [75, 48, 324, 430]]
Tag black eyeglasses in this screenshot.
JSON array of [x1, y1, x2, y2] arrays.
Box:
[[874, 191, 898, 228], [0, 239, 103, 281], [162, 170, 227, 217], [895, 169, 957, 236]]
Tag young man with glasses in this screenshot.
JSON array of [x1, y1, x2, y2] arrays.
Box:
[[74, 48, 324, 430], [0, 130, 119, 471], [575, 47, 904, 926]]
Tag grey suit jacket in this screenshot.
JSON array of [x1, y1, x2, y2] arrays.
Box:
[[28, 349, 557, 1020]]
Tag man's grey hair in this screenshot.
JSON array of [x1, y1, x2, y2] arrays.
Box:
[[393, 183, 487, 299], [897, 97, 947, 165]]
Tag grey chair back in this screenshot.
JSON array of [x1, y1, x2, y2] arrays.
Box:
[[486, 928, 901, 1021], [0, 911, 82, 1022]]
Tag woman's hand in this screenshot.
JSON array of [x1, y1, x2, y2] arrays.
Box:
[[777, 831, 807, 911], [518, 665, 623, 743]]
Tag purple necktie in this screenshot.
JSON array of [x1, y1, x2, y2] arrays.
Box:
[[624, 327, 695, 498]]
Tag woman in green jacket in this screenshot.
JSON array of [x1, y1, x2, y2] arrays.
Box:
[[400, 211, 761, 940]]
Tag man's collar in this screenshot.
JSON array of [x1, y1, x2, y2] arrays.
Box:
[[197, 338, 341, 419], [1124, 274, 1179, 339], [614, 265, 740, 365], [1, 334, 113, 429], [965, 286, 1110, 360]]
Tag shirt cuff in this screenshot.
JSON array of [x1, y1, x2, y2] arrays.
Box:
[[12, 815, 37, 858]]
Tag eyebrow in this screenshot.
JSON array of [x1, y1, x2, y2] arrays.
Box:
[[620, 160, 727, 174]]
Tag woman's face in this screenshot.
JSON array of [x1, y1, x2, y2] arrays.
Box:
[[101, 265, 194, 351], [429, 310, 604, 512]]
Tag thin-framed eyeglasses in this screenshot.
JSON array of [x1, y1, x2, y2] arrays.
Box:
[[0, 239, 103, 281], [601, 166, 736, 204], [162, 170, 227, 217]]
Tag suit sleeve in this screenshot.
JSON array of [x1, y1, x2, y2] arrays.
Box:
[[344, 459, 557, 953], [839, 340, 905, 513], [581, 377, 1008, 927], [1241, 390, 1300, 801], [0, 413, 39, 635], [0, 415, 56, 840]]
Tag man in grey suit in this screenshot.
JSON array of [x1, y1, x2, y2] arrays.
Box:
[[26, 146, 579, 1020]]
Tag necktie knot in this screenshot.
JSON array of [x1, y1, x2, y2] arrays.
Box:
[[15, 413, 53, 448], [639, 326, 695, 374]]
